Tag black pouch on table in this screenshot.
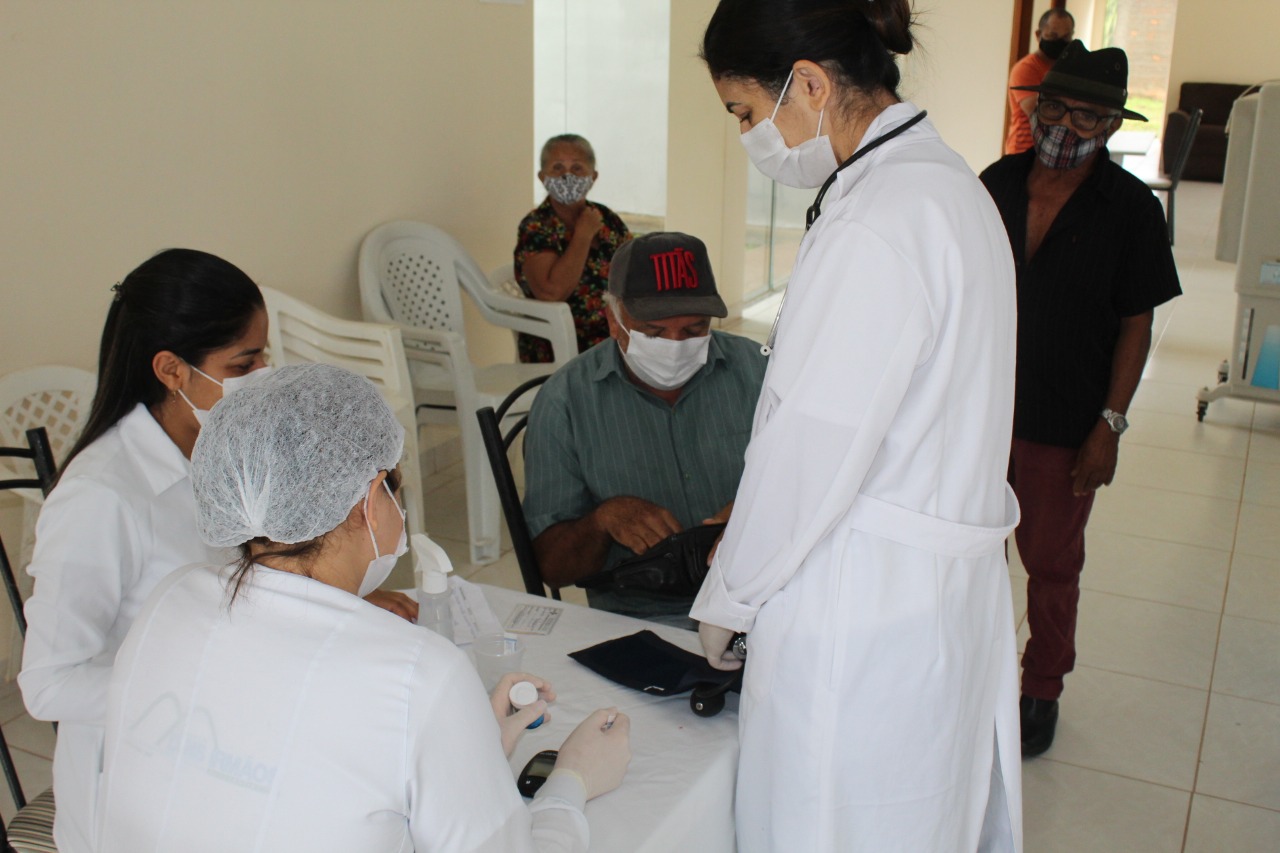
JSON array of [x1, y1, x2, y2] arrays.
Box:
[[568, 629, 738, 696], [575, 523, 726, 598]]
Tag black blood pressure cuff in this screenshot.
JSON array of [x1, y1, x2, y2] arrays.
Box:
[[575, 523, 726, 598], [568, 630, 737, 696]]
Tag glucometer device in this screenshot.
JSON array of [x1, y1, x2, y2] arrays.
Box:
[[517, 749, 559, 798]]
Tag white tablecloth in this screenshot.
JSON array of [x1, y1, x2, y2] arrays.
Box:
[[480, 585, 739, 853]]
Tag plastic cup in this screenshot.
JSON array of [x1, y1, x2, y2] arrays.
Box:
[[473, 632, 526, 692]]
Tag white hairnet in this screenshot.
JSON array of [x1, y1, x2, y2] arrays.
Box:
[[191, 363, 405, 547]]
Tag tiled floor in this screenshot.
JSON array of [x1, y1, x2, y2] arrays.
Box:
[[2, 181, 1276, 849]]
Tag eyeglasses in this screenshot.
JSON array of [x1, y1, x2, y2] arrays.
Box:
[[1036, 98, 1121, 132]]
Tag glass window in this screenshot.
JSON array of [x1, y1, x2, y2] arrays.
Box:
[[1103, 0, 1179, 137], [743, 168, 812, 301], [533, 0, 670, 234]]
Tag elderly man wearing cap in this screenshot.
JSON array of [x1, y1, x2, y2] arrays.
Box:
[[980, 42, 1181, 757], [523, 232, 766, 625]]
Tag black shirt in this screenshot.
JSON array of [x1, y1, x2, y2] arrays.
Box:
[[980, 150, 1181, 448]]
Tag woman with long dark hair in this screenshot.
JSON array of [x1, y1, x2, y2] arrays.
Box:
[[690, 2, 1022, 849], [17, 249, 271, 852], [16, 249, 414, 852]]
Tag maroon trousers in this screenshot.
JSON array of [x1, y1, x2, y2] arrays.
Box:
[[1009, 438, 1097, 701]]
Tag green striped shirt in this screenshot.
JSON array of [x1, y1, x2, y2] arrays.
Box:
[[523, 332, 766, 618]]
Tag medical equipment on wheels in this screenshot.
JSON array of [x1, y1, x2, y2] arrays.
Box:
[[1197, 83, 1280, 420]]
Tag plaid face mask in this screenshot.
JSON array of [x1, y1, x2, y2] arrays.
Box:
[[1031, 114, 1106, 170]]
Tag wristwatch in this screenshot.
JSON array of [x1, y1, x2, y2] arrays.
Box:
[[1100, 408, 1129, 434]]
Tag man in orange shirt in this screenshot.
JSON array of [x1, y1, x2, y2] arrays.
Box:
[[1005, 9, 1076, 154]]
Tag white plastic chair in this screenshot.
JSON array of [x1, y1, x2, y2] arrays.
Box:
[[0, 366, 96, 500], [0, 365, 96, 681], [259, 286, 427, 548], [358, 221, 572, 564]]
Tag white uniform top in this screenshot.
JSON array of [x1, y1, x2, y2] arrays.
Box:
[[19, 403, 225, 853], [96, 564, 588, 852], [691, 104, 1023, 851]]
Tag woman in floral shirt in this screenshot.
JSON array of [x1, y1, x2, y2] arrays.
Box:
[[514, 134, 631, 363]]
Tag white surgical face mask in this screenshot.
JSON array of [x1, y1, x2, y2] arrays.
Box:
[[361, 479, 407, 598], [544, 173, 594, 205], [613, 305, 711, 391], [178, 363, 273, 426], [739, 68, 839, 189]]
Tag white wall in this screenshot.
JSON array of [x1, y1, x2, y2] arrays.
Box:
[[0, 0, 534, 376], [665, 0, 748, 316], [7, 0, 1223, 383], [901, 0, 1016, 171], [1167, 0, 1280, 100]]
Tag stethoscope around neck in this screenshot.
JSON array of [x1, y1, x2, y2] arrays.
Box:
[[760, 109, 928, 357]]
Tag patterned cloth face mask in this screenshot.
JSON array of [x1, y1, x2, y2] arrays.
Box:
[[1030, 114, 1108, 170], [544, 174, 594, 205]]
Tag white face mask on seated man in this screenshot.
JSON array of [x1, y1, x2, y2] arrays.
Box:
[[605, 231, 729, 393], [611, 304, 711, 391]]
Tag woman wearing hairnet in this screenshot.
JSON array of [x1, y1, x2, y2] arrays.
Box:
[[19, 250, 415, 853], [692, 1, 1021, 850], [95, 363, 631, 852]]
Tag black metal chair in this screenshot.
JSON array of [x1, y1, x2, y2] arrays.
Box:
[[0, 427, 59, 850], [1148, 107, 1204, 245], [475, 375, 557, 599]]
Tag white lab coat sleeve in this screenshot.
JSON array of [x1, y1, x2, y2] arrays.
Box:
[[19, 477, 142, 724], [407, 652, 588, 853], [691, 223, 934, 632]]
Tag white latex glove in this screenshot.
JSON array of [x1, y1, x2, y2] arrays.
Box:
[[554, 708, 632, 800], [698, 622, 744, 672], [491, 671, 555, 757]]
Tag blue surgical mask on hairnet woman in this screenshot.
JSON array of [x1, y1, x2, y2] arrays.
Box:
[[739, 68, 839, 189], [361, 480, 407, 597]]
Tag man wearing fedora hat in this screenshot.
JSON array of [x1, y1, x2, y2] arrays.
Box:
[[522, 232, 766, 624], [980, 41, 1181, 757]]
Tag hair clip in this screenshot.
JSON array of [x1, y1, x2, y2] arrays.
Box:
[[111, 281, 123, 302]]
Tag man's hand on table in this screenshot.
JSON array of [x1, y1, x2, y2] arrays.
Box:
[[593, 496, 683, 554], [364, 589, 419, 622], [698, 622, 744, 672]]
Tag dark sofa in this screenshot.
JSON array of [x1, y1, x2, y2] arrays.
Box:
[[1163, 82, 1252, 182]]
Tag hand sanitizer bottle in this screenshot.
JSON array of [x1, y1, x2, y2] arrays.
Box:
[[412, 534, 454, 643]]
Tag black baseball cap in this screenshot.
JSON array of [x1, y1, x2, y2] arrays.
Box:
[[607, 232, 728, 321]]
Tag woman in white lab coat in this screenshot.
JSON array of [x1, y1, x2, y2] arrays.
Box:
[[95, 363, 631, 852], [691, 2, 1022, 851], [18, 249, 270, 853], [17, 250, 413, 852]]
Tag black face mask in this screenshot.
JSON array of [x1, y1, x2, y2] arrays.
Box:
[[1039, 37, 1068, 60]]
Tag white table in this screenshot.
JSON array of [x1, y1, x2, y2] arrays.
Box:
[[1108, 129, 1156, 162], [479, 585, 739, 853]]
